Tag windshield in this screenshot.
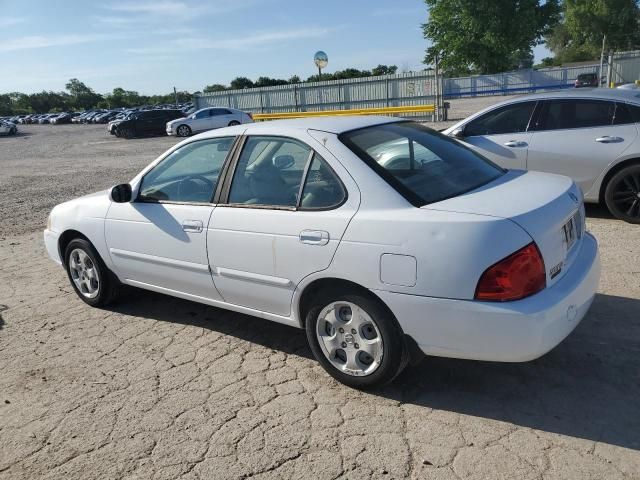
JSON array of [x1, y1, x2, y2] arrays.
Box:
[[339, 122, 505, 206]]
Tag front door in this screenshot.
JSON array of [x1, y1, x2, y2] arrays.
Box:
[[105, 136, 236, 299], [526, 99, 638, 196], [458, 100, 538, 170], [207, 135, 356, 316]]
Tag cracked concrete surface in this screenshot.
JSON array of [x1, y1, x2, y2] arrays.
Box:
[[1, 124, 639, 479]]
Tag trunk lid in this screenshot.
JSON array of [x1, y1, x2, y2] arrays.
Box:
[[423, 170, 586, 287]]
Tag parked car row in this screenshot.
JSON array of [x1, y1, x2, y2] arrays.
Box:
[[107, 106, 254, 139], [0, 102, 196, 129]]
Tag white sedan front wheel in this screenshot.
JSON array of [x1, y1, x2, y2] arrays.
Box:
[[64, 238, 119, 307]]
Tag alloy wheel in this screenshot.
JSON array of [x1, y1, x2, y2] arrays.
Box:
[[315, 301, 383, 377], [611, 171, 640, 219], [68, 248, 100, 299]]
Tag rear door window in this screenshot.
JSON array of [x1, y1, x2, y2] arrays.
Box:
[[535, 99, 615, 130], [464, 101, 536, 136]]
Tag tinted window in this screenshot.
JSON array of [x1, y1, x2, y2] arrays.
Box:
[[300, 154, 346, 209], [536, 99, 614, 130], [340, 122, 504, 206], [194, 110, 210, 119], [139, 137, 234, 203], [464, 102, 536, 136], [619, 103, 640, 123], [613, 103, 634, 125], [228, 137, 311, 207], [211, 108, 232, 115]]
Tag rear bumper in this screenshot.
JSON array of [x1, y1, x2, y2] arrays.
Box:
[[44, 229, 62, 265], [376, 232, 600, 362]]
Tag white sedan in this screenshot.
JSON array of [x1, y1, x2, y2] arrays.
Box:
[[166, 107, 252, 137], [44, 116, 600, 388]]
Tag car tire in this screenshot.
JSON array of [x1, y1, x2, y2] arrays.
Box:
[[120, 127, 134, 139], [177, 125, 192, 137], [305, 291, 408, 389], [10, 128, 16, 135], [228, 120, 240, 126], [604, 164, 640, 224], [64, 238, 119, 307]]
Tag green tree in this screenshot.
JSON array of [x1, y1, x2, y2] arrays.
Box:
[[371, 64, 399, 76], [229, 77, 254, 90], [254, 76, 289, 87], [547, 0, 640, 63], [0, 94, 12, 115], [65, 78, 103, 110], [288, 75, 301, 84], [203, 84, 228, 93], [423, 0, 560, 75]]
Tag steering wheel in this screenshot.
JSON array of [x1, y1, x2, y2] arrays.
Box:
[[176, 174, 215, 201]]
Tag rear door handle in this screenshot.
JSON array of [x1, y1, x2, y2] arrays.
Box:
[[182, 220, 203, 233], [299, 230, 329, 245], [595, 136, 623, 143], [504, 140, 528, 147]]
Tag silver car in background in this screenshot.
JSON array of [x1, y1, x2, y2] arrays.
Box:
[[166, 107, 252, 137], [0, 120, 18, 135], [444, 89, 640, 223]]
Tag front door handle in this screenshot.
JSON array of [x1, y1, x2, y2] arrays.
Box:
[[504, 140, 528, 148], [300, 230, 329, 245], [182, 220, 203, 233], [595, 136, 623, 143]]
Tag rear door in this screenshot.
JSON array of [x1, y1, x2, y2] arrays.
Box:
[[458, 101, 537, 169], [209, 108, 234, 129], [207, 135, 358, 316], [526, 99, 638, 196]]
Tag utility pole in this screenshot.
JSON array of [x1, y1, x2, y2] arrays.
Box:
[[607, 51, 614, 88], [173, 86, 178, 107], [599, 35, 606, 87]]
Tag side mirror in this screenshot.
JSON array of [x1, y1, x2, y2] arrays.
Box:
[[451, 128, 465, 139], [272, 154, 295, 170], [110, 183, 132, 203]]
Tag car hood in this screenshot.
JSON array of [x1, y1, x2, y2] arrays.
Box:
[[167, 118, 189, 127]]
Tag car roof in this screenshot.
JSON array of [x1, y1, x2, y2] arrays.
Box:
[[444, 88, 640, 132], [491, 87, 640, 105]]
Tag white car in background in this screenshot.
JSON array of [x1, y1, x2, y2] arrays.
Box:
[[444, 89, 640, 223], [44, 117, 599, 388], [0, 120, 18, 135], [166, 107, 252, 137]]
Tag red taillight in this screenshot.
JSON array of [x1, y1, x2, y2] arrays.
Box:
[[248, 112, 253, 120], [475, 243, 546, 302]]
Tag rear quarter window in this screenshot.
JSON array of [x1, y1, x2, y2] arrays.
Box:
[[340, 122, 504, 206]]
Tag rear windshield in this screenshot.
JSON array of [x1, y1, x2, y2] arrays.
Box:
[[339, 122, 504, 206]]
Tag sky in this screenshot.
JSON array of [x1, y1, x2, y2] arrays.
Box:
[[0, 0, 552, 95]]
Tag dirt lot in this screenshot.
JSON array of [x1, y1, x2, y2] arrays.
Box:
[[0, 118, 639, 480]]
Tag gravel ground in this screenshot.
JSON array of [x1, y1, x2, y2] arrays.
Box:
[[0, 112, 639, 480]]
